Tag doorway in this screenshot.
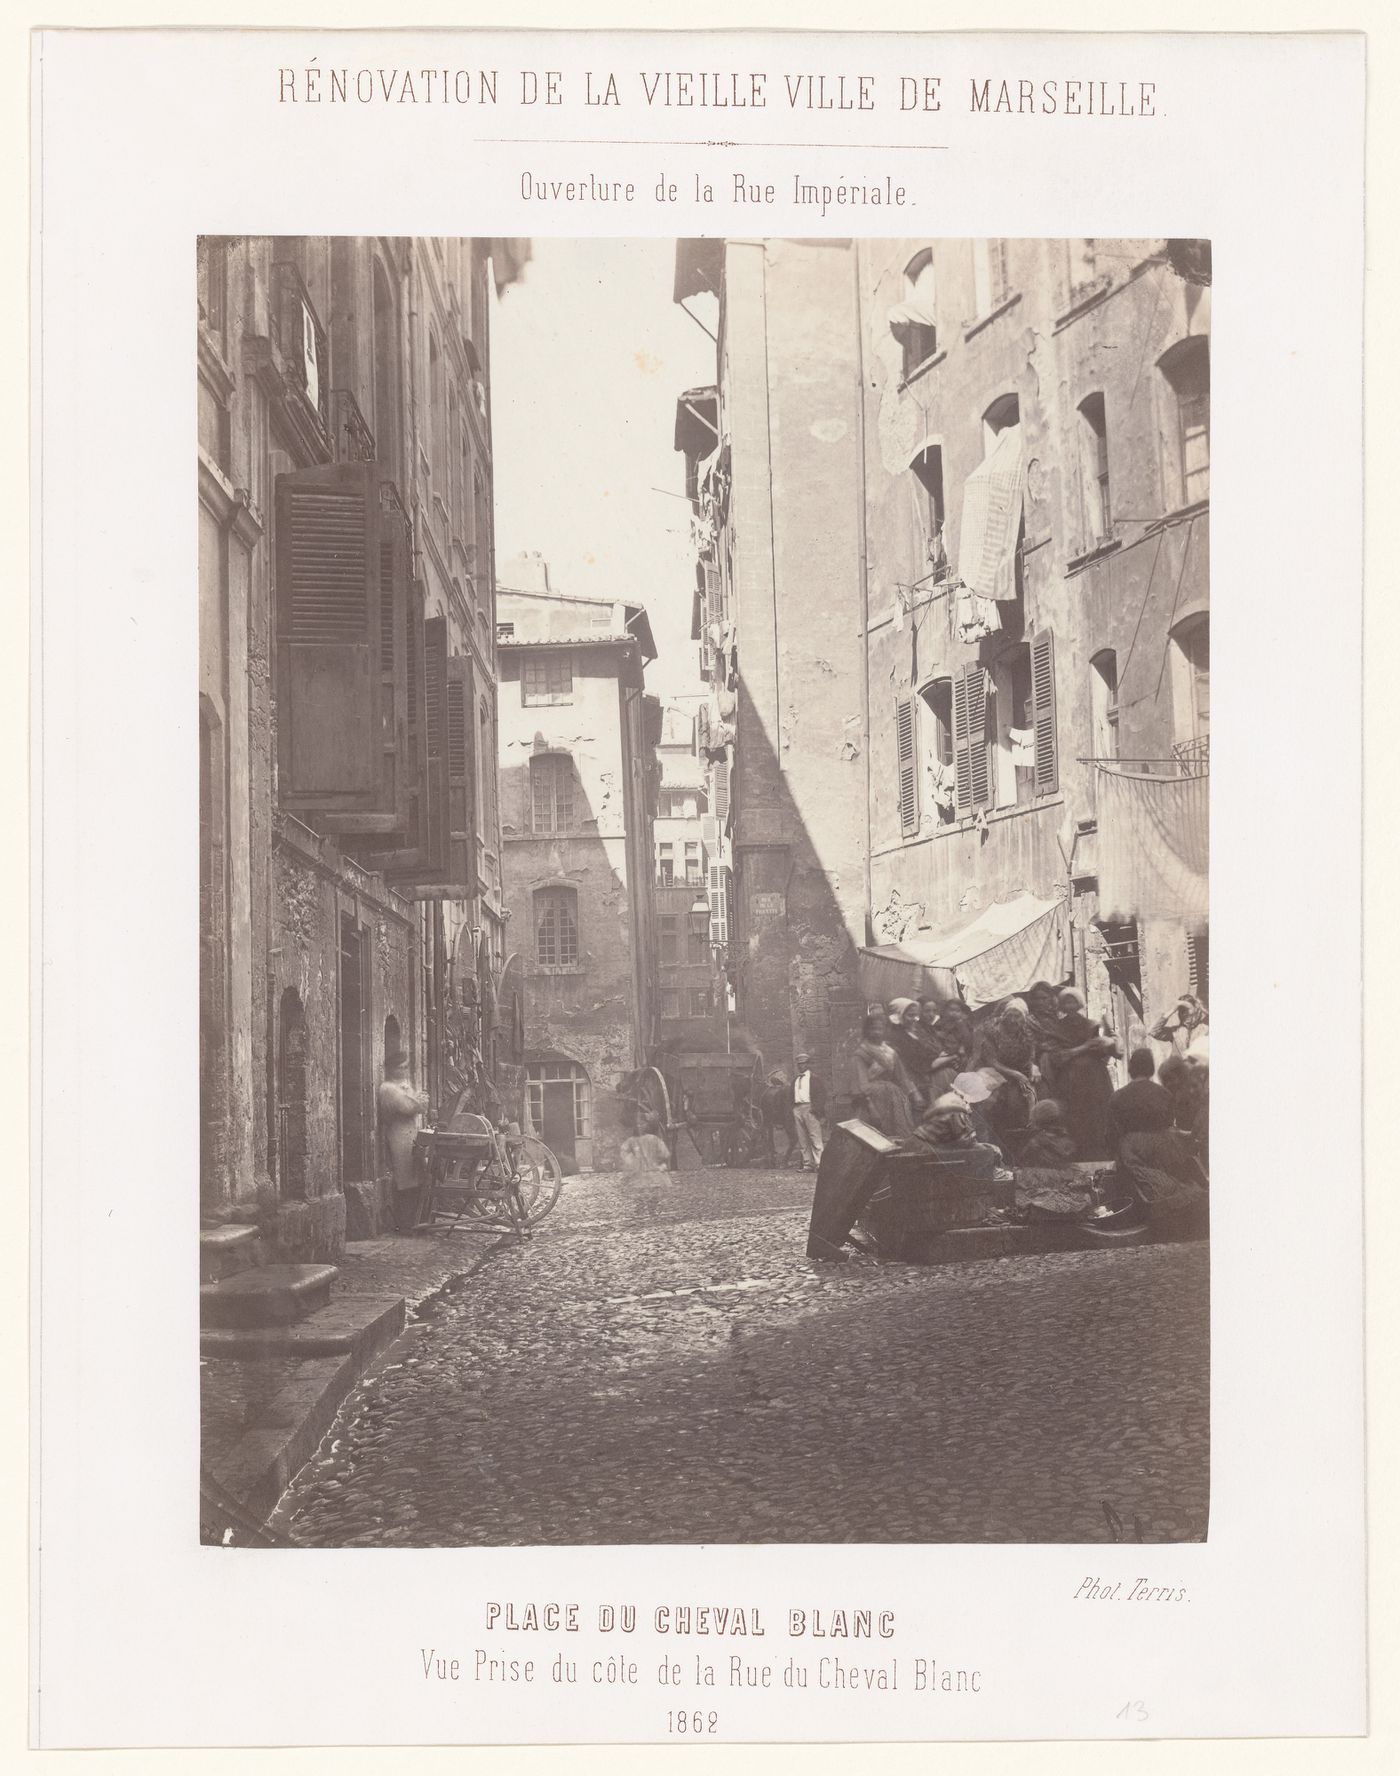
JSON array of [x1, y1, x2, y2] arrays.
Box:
[[528, 1060, 591, 1174], [339, 915, 370, 1183]]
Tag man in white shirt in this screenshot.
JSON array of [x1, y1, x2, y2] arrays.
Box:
[[791, 1053, 826, 1172]]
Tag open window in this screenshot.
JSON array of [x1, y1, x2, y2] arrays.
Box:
[[890, 249, 938, 379], [1078, 392, 1112, 541], [1159, 336, 1210, 506], [909, 443, 948, 578], [990, 644, 1036, 810], [1090, 648, 1120, 761], [982, 392, 1020, 453], [918, 677, 957, 826], [1171, 612, 1210, 746]]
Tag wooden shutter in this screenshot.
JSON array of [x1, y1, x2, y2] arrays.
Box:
[[445, 654, 480, 892], [1030, 628, 1059, 795], [403, 582, 429, 849], [275, 462, 402, 822], [953, 664, 992, 815], [895, 696, 918, 836], [422, 615, 450, 874]]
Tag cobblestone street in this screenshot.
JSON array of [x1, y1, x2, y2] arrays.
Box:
[[280, 1166, 1209, 1547]]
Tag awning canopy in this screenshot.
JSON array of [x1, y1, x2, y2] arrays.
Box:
[[860, 892, 1072, 1011], [1095, 764, 1209, 932], [957, 423, 1024, 601]]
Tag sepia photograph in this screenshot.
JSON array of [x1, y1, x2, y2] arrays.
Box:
[[197, 231, 1211, 1550]]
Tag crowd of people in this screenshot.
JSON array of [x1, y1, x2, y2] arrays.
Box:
[[840, 984, 1210, 1218]]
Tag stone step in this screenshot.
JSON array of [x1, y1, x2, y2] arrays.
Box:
[[200, 1293, 405, 1363], [201, 1294, 408, 1526], [199, 1224, 265, 1283], [200, 1263, 339, 1329]]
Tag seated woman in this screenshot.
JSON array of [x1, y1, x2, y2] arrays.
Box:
[[908, 1072, 1011, 1181], [926, 999, 979, 1100], [852, 1012, 918, 1141], [975, 996, 1039, 1136], [1016, 1098, 1078, 1166]]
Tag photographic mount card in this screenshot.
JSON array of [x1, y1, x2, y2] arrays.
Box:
[[31, 24, 1364, 1749]]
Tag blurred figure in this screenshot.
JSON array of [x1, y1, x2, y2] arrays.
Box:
[[1151, 991, 1210, 1060], [378, 1052, 429, 1229], [853, 1013, 918, 1140], [790, 1052, 827, 1172], [621, 1116, 672, 1174], [1017, 1098, 1078, 1166], [1053, 988, 1119, 1160], [760, 1068, 796, 1165], [1109, 1047, 1175, 1147], [976, 996, 1038, 1134]]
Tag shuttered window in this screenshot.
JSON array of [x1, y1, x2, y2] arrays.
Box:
[[953, 664, 993, 814], [1030, 628, 1059, 795], [895, 696, 918, 836], [445, 655, 479, 892], [421, 615, 452, 879], [274, 461, 408, 827]]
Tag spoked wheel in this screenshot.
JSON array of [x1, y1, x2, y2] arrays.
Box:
[[464, 1144, 537, 1231], [511, 1134, 564, 1225], [634, 1066, 673, 1136]]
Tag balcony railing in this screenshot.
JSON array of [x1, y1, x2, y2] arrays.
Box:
[[1173, 735, 1210, 775]]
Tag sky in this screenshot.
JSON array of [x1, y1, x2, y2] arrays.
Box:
[[490, 238, 718, 704]]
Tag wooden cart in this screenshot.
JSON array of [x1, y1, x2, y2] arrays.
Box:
[[623, 1048, 768, 1171]]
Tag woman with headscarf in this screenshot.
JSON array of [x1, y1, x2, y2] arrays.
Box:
[[852, 1012, 918, 1141], [1024, 980, 1071, 1097], [1052, 987, 1119, 1160], [974, 996, 1039, 1134], [923, 998, 978, 1099], [884, 999, 931, 1100]]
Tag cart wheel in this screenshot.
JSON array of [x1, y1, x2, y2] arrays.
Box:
[[634, 1066, 673, 1137], [513, 1135, 564, 1224]]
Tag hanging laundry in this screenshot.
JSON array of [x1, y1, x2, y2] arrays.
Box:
[[927, 759, 957, 813], [957, 424, 1024, 601], [1009, 725, 1036, 769], [1095, 764, 1208, 928]]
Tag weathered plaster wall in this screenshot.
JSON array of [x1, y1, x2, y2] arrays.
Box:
[[861, 238, 1209, 1038], [498, 637, 650, 1168], [721, 238, 867, 1086]]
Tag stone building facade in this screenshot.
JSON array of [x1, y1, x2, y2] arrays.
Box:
[[673, 239, 869, 1092], [198, 234, 526, 1261], [672, 236, 1209, 1099], [652, 699, 721, 1035], [858, 237, 1210, 1052], [496, 557, 661, 1172]]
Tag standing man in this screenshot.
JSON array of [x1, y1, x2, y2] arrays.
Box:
[[791, 1052, 827, 1172]]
